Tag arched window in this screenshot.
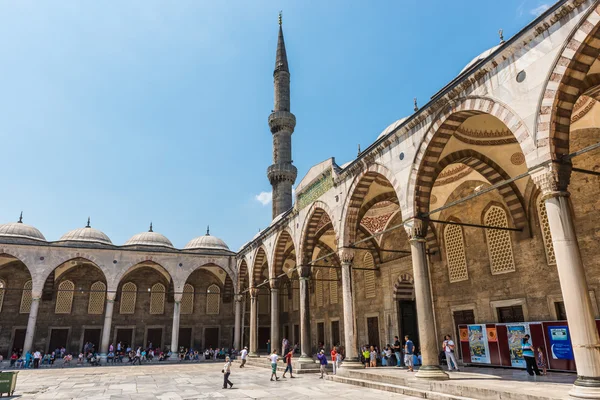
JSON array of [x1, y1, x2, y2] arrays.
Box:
[[444, 223, 469, 282], [329, 269, 338, 304], [55, 280, 75, 314], [292, 280, 299, 311], [120, 282, 137, 314], [20, 280, 32, 314], [181, 284, 194, 314], [88, 281, 106, 314], [0, 280, 5, 312], [206, 284, 221, 315], [484, 205, 516, 274], [363, 253, 376, 299], [150, 283, 166, 314], [537, 196, 556, 265], [315, 270, 324, 307]]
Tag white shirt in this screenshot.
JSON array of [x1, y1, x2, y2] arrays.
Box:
[[444, 340, 455, 352], [269, 354, 278, 363], [240, 349, 248, 360]]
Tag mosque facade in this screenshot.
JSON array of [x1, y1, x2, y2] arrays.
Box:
[[1, 0, 600, 397]]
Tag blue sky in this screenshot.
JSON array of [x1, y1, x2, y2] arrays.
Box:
[[0, 0, 552, 250]]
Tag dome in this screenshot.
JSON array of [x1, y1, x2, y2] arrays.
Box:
[[124, 223, 174, 249], [459, 44, 501, 74], [59, 218, 112, 245], [0, 214, 45, 242], [378, 117, 408, 139], [184, 227, 229, 251]]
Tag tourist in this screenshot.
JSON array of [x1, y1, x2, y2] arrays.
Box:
[[362, 347, 370, 367], [369, 346, 377, 367], [239, 346, 248, 368], [282, 337, 289, 356], [49, 352, 55, 365], [33, 349, 41, 368], [133, 347, 142, 365], [63, 353, 72, 367], [269, 349, 279, 381], [442, 335, 459, 371], [536, 347, 547, 376], [404, 335, 414, 372], [267, 339, 271, 354], [10, 352, 17, 367], [107, 350, 115, 363], [117, 342, 122, 353], [330, 346, 338, 375], [77, 352, 84, 365], [381, 346, 388, 366], [213, 348, 218, 361], [222, 356, 233, 389], [109, 343, 114, 353], [393, 336, 402, 367], [179, 346, 185, 362], [336, 346, 343, 371], [282, 348, 294, 378], [522, 335, 541, 376], [316, 349, 328, 379]]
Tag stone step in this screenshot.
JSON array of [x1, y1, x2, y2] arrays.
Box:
[[242, 358, 331, 374], [326, 375, 476, 400]]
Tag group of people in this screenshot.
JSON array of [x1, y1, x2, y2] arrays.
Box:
[[9, 345, 95, 369]]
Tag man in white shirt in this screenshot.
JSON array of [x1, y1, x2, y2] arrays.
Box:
[[239, 347, 248, 368], [442, 335, 459, 371], [33, 350, 41, 368], [269, 350, 279, 381]]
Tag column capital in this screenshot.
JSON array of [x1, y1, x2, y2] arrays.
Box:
[[234, 294, 244, 303], [405, 218, 427, 241], [298, 265, 311, 278], [531, 162, 571, 198], [249, 287, 259, 298], [338, 247, 355, 264], [269, 278, 279, 290], [107, 291, 117, 301], [173, 292, 183, 303]]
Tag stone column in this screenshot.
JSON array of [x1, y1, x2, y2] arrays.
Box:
[[270, 279, 280, 355], [534, 165, 600, 399], [234, 294, 243, 350], [339, 249, 363, 369], [241, 297, 247, 347], [248, 287, 259, 357], [170, 293, 182, 355], [408, 221, 448, 380], [100, 292, 116, 358], [23, 293, 41, 355], [298, 266, 313, 363]]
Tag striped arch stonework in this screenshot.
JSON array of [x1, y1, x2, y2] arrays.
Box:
[[394, 274, 415, 300], [272, 228, 296, 278], [342, 164, 401, 247], [237, 260, 249, 292], [536, 5, 600, 160], [300, 202, 337, 267], [408, 97, 533, 220], [251, 247, 269, 287]]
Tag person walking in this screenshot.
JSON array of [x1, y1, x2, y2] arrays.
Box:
[[522, 335, 541, 376], [442, 335, 459, 371], [222, 356, 233, 389], [317, 349, 328, 379], [330, 346, 338, 375], [282, 348, 294, 378], [282, 337, 289, 356], [239, 346, 248, 368], [393, 336, 402, 367], [269, 349, 279, 381], [404, 336, 414, 372]]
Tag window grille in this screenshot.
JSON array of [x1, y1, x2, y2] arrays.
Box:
[[315, 270, 324, 307], [484, 205, 516, 274], [444, 224, 469, 282], [88, 281, 106, 314], [20, 280, 32, 314], [0, 280, 5, 313], [55, 280, 74, 314], [120, 282, 137, 314], [206, 284, 220, 315], [181, 283, 194, 314], [537, 197, 556, 265], [150, 283, 166, 315], [363, 253, 376, 298], [329, 269, 338, 304], [292, 280, 299, 311]]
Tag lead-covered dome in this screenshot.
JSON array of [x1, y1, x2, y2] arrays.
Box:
[[378, 117, 408, 139], [185, 227, 229, 251], [124, 223, 174, 249], [59, 218, 112, 245], [0, 214, 46, 242], [459, 43, 501, 74]]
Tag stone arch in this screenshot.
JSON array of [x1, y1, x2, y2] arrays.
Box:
[[114, 260, 172, 292], [393, 274, 415, 301], [184, 263, 235, 303], [299, 202, 338, 267], [237, 259, 249, 293], [40, 256, 108, 289], [340, 163, 403, 248], [536, 5, 600, 160], [408, 96, 534, 218], [271, 227, 297, 280], [251, 246, 269, 287]]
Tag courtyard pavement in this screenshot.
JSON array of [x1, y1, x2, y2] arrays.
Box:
[[10, 362, 412, 399]]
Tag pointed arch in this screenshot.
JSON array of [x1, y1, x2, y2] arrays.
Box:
[[299, 200, 338, 266], [237, 259, 249, 293], [272, 227, 297, 280], [393, 274, 414, 301], [251, 246, 269, 287]]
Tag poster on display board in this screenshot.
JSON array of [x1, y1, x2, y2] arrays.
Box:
[[506, 324, 531, 368], [467, 325, 490, 364], [548, 326, 574, 360]]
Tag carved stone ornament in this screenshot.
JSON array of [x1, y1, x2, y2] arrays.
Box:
[[269, 278, 280, 289], [338, 248, 355, 264], [249, 287, 259, 298], [234, 294, 244, 303], [405, 217, 428, 240], [531, 162, 572, 198], [298, 265, 312, 278]]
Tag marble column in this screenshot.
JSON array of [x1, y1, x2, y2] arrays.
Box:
[[408, 221, 448, 380], [234, 294, 243, 350], [241, 297, 247, 347], [23, 295, 41, 355], [100, 292, 116, 358], [339, 249, 363, 369], [298, 266, 313, 363], [248, 287, 259, 357], [170, 293, 182, 355], [270, 280, 280, 355], [534, 166, 600, 399]]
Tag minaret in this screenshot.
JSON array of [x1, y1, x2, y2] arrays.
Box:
[[267, 13, 297, 219]]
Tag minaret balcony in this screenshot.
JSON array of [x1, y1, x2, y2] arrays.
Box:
[[268, 111, 296, 132], [267, 163, 298, 184]]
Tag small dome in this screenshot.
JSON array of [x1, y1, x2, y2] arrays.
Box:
[[124, 223, 174, 249], [378, 117, 408, 139], [0, 214, 45, 242], [185, 228, 229, 251], [459, 44, 501, 74], [59, 218, 112, 245]]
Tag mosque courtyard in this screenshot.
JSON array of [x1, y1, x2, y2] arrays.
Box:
[[10, 363, 409, 399]]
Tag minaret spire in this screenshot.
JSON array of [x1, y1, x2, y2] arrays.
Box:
[[267, 12, 297, 219]]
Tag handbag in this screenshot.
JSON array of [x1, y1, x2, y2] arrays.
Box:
[[221, 369, 224, 373]]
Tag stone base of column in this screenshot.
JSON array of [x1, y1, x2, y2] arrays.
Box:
[[248, 352, 260, 358], [415, 365, 449, 380], [296, 355, 314, 364], [339, 358, 364, 371], [569, 377, 600, 399], [99, 353, 107, 363]]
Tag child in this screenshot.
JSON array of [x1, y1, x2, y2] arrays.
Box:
[[269, 349, 279, 381], [536, 347, 547, 375], [369, 346, 377, 368], [282, 348, 294, 378]]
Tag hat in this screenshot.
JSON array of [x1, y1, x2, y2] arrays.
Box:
[[244, 346, 248, 349], [320, 349, 324, 353]]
